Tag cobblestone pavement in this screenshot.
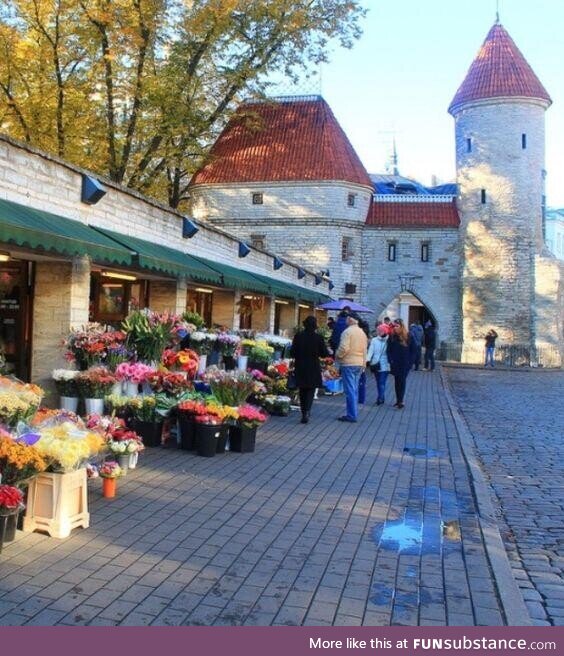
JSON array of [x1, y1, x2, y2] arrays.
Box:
[[446, 367, 564, 627], [0, 372, 512, 626]]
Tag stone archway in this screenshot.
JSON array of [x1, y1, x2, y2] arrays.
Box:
[[378, 291, 439, 330]]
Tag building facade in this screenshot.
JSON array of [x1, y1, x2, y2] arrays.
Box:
[[189, 21, 564, 366]]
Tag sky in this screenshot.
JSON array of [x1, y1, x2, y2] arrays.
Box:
[[274, 0, 564, 206]]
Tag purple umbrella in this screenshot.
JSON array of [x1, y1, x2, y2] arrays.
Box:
[[317, 299, 373, 313]]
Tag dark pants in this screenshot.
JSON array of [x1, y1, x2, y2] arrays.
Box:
[[374, 371, 388, 403], [413, 345, 422, 370], [358, 371, 366, 404], [299, 388, 316, 415], [424, 347, 435, 371], [394, 373, 408, 404]]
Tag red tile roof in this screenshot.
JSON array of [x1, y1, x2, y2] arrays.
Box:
[[190, 97, 372, 188], [449, 22, 551, 114], [366, 200, 460, 228]]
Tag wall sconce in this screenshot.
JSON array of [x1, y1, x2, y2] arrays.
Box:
[[81, 174, 107, 205], [297, 268, 306, 279], [0, 251, 10, 262], [194, 287, 213, 294], [182, 217, 199, 238], [273, 257, 283, 270], [238, 242, 251, 258]]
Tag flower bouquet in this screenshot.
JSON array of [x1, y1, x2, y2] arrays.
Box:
[[182, 310, 206, 329], [256, 333, 291, 357], [216, 333, 241, 358], [162, 349, 199, 379], [33, 422, 105, 473], [247, 340, 274, 372], [64, 324, 126, 370], [99, 461, 122, 498], [229, 404, 267, 453], [76, 367, 116, 399], [127, 396, 162, 447], [122, 309, 180, 364], [206, 370, 255, 407], [52, 369, 79, 397], [0, 377, 43, 427], [0, 483, 25, 548], [189, 331, 216, 356], [146, 371, 191, 396], [0, 435, 47, 486], [260, 395, 291, 416]]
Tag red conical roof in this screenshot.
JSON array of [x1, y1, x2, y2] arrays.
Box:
[[190, 96, 372, 188], [449, 22, 551, 114]]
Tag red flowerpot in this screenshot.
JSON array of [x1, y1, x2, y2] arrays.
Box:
[[102, 478, 117, 498]]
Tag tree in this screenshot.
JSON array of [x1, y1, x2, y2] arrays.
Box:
[[0, 0, 366, 208]]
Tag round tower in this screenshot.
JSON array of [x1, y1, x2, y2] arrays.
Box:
[[449, 21, 552, 359]]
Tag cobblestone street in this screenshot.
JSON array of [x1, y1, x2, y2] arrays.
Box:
[[446, 367, 564, 626], [0, 370, 531, 626]]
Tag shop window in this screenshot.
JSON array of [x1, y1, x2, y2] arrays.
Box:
[[252, 192, 263, 205], [466, 138, 472, 153], [0, 259, 31, 380], [344, 283, 356, 295], [90, 273, 148, 324], [522, 133, 527, 149], [481, 189, 487, 204], [387, 242, 397, 261], [186, 288, 213, 327]]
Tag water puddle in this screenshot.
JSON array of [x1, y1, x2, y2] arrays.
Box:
[[403, 446, 441, 457]]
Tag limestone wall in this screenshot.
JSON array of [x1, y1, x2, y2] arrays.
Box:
[[534, 256, 564, 367]]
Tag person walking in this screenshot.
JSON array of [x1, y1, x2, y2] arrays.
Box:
[[387, 318, 417, 409], [335, 313, 368, 422], [290, 315, 329, 424], [366, 324, 390, 405], [484, 328, 498, 367], [409, 322, 424, 370], [329, 307, 351, 353], [423, 321, 436, 371]]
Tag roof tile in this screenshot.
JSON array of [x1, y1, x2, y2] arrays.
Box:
[[190, 97, 372, 188], [366, 201, 460, 228], [449, 22, 551, 114]]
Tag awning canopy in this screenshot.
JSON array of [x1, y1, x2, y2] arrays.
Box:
[[0, 198, 132, 266], [93, 227, 222, 285]]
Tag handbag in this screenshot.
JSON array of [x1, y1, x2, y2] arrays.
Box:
[[286, 372, 298, 390], [369, 362, 381, 374]]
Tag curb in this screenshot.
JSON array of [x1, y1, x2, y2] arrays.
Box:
[[441, 362, 562, 373], [439, 365, 532, 626]]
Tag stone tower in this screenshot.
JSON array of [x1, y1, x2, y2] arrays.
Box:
[[449, 21, 552, 361]]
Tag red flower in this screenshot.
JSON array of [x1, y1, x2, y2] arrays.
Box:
[[0, 484, 24, 509]]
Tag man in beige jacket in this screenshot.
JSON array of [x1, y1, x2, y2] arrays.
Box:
[[335, 313, 368, 422]]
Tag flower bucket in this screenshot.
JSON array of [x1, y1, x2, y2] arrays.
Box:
[[178, 413, 196, 451], [117, 455, 129, 475], [237, 355, 248, 371], [215, 424, 229, 454], [207, 350, 220, 366], [112, 382, 123, 396], [223, 355, 236, 371], [134, 420, 163, 448], [102, 478, 116, 499], [128, 452, 139, 469], [125, 381, 140, 397], [197, 354, 208, 375], [84, 398, 104, 415], [60, 396, 79, 413], [229, 425, 257, 453], [195, 424, 226, 458], [0, 506, 23, 550]]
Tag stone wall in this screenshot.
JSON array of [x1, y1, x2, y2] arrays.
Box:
[[31, 257, 90, 389], [534, 256, 564, 366], [361, 227, 461, 343], [149, 279, 187, 315], [454, 100, 547, 353]]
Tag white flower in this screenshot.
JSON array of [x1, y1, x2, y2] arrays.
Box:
[[204, 333, 217, 342], [190, 331, 206, 342], [52, 369, 79, 381]]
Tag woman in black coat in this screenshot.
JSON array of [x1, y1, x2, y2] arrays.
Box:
[[290, 315, 329, 424], [386, 319, 417, 409]]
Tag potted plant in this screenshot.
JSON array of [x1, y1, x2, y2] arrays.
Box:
[[0, 485, 25, 553], [128, 396, 162, 447], [76, 367, 116, 415], [106, 434, 144, 475], [189, 331, 217, 373], [114, 362, 155, 396], [52, 369, 80, 412], [230, 404, 267, 453], [247, 340, 274, 373], [99, 461, 123, 498], [122, 309, 179, 364], [216, 333, 241, 370], [193, 402, 228, 457], [0, 436, 46, 542], [261, 395, 291, 416]]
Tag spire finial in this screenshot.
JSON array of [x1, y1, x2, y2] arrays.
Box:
[[392, 137, 399, 176], [496, 0, 500, 23]]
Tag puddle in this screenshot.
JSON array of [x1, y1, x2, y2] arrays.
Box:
[[403, 446, 441, 457], [377, 518, 423, 555]]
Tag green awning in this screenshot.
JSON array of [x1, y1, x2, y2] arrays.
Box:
[[0, 198, 133, 266], [93, 228, 223, 285]]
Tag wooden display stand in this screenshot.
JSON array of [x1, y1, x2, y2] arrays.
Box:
[[23, 469, 89, 539]]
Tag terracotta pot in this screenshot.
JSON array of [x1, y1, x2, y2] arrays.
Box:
[[102, 477, 117, 498]]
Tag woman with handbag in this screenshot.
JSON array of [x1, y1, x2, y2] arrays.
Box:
[[290, 315, 329, 424], [366, 324, 391, 405]]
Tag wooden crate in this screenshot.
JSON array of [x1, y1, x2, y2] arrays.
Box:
[[23, 469, 89, 539]]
